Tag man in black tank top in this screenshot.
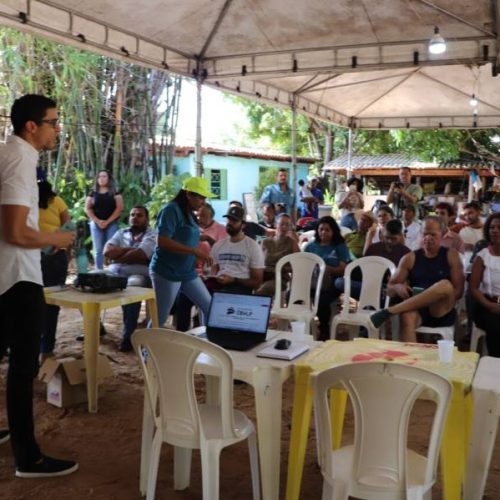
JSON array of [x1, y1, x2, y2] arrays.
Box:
[[368, 217, 464, 342]]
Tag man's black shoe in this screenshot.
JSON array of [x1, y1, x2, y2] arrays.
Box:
[[118, 339, 133, 353], [16, 455, 78, 478], [0, 429, 9, 444], [76, 322, 107, 342]]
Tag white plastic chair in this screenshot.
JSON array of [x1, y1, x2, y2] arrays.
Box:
[[330, 256, 395, 340], [470, 325, 488, 356], [132, 329, 260, 500], [313, 362, 452, 500], [271, 252, 325, 336]]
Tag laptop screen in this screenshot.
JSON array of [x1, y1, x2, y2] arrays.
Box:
[[207, 292, 272, 334]]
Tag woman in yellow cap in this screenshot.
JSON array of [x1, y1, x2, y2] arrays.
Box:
[[149, 177, 213, 326]]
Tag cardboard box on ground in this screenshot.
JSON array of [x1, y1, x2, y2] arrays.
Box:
[[38, 355, 113, 408]]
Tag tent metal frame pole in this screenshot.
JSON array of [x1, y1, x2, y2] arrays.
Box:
[[291, 95, 297, 215], [347, 129, 353, 178], [195, 62, 203, 177]]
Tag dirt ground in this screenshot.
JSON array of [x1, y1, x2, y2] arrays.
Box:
[[1, 304, 500, 500]]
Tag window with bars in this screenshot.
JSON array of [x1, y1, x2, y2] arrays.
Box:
[[204, 168, 227, 200]]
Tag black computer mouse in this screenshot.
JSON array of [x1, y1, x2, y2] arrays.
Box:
[[274, 339, 292, 350]]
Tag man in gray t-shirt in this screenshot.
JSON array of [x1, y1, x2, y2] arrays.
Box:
[[104, 206, 156, 351]]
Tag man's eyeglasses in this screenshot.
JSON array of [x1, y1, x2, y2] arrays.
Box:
[[37, 118, 59, 128]]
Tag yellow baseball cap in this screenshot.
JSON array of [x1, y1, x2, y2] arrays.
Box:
[[182, 177, 214, 198]]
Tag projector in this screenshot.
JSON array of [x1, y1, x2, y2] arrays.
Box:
[[74, 273, 128, 293]]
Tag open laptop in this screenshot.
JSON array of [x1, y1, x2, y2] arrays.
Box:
[[206, 292, 272, 351]]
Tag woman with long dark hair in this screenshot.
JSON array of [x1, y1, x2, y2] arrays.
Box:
[[85, 170, 123, 269], [304, 216, 351, 340], [469, 212, 500, 356], [150, 177, 213, 327], [38, 180, 71, 357]]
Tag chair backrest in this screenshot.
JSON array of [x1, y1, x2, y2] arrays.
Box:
[[313, 362, 452, 494], [132, 328, 238, 448], [342, 256, 396, 311], [274, 252, 325, 313]]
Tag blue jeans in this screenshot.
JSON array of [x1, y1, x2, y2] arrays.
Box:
[[122, 275, 151, 342], [89, 220, 119, 270], [150, 271, 211, 328]]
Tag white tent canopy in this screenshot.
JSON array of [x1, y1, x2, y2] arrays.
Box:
[[0, 0, 499, 129]]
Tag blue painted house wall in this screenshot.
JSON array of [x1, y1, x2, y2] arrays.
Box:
[[174, 150, 312, 221]]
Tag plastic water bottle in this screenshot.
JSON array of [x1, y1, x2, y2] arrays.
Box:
[[76, 248, 89, 274]]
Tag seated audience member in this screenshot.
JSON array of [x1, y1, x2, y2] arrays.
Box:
[[469, 212, 500, 356], [369, 216, 464, 342], [259, 202, 276, 229], [228, 200, 273, 239], [338, 177, 364, 231], [344, 211, 375, 258], [365, 219, 411, 267], [433, 202, 465, 254], [363, 205, 394, 254], [459, 201, 484, 252], [402, 205, 421, 251], [198, 203, 227, 244], [304, 216, 351, 340], [104, 206, 156, 352], [336, 219, 410, 301], [208, 205, 265, 294], [255, 214, 300, 296]]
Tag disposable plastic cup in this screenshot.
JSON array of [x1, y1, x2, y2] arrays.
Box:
[[290, 321, 307, 340], [437, 339, 454, 363]]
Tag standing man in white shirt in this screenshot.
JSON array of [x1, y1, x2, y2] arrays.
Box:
[[459, 201, 484, 251], [0, 95, 77, 477]]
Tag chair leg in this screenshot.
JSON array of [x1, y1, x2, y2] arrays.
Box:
[[247, 431, 261, 500], [173, 446, 192, 490], [145, 431, 163, 500], [200, 442, 222, 500]]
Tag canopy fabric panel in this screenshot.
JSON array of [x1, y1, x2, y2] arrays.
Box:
[[0, 0, 499, 129]]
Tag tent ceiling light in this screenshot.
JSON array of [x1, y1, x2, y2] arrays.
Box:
[[428, 26, 446, 55], [470, 94, 478, 106]]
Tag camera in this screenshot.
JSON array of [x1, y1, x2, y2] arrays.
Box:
[[394, 182, 404, 189]]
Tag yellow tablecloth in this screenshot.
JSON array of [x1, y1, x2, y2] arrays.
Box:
[[285, 338, 479, 500]]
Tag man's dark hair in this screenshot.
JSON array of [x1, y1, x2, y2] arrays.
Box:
[[132, 205, 149, 219], [385, 219, 403, 235], [464, 201, 481, 211], [400, 167, 412, 174], [229, 200, 243, 208], [298, 179, 305, 186], [202, 203, 215, 217], [262, 202, 275, 211], [11, 94, 57, 135], [435, 202, 454, 217], [278, 168, 288, 174]]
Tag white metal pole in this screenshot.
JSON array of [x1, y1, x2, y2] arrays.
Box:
[[347, 128, 353, 178], [195, 71, 203, 177]]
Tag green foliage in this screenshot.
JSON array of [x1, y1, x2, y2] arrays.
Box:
[[147, 172, 191, 224], [0, 27, 182, 214], [116, 170, 150, 224], [229, 97, 314, 156]]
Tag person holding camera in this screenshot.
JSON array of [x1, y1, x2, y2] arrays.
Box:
[[338, 177, 364, 230], [386, 167, 423, 219]]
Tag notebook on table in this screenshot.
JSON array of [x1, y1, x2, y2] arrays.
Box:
[[206, 292, 272, 351]]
